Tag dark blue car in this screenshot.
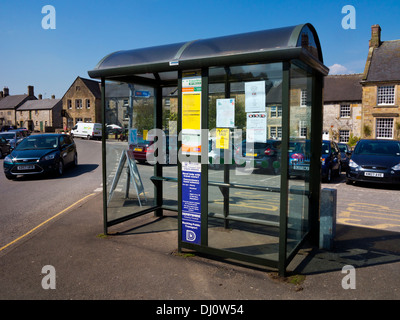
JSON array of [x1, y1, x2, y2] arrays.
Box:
[[289, 139, 341, 182], [346, 139, 400, 185], [3, 134, 77, 180], [321, 140, 341, 182]]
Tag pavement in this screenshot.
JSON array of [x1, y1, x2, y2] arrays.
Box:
[[0, 191, 399, 303]]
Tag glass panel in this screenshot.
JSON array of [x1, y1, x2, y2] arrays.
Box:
[[287, 62, 312, 255], [207, 63, 283, 262], [162, 86, 178, 208], [105, 81, 156, 225]]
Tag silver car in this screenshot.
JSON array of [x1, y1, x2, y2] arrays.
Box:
[[0, 131, 24, 150]]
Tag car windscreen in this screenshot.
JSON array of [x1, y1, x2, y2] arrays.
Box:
[[338, 144, 348, 152], [0, 133, 14, 139], [354, 141, 400, 156], [15, 136, 59, 150]]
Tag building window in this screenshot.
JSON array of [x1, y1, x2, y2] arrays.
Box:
[[339, 130, 350, 142], [269, 126, 282, 139], [75, 99, 82, 109], [75, 118, 83, 124], [123, 99, 129, 107], [340, 104, 351, 118], [84, 118, 92, 122], [299, 120, 308, 138], [300, 90, 307, 107], [376, 118, 394, 139], [377, 86, 395, 105], [270, 105, 282, 118], [67, 99, 72, 109], [86, 99, 90, 109]]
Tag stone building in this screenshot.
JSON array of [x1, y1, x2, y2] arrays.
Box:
[[361, 24, 400, 140], [323, 74, 363, 142], [0, 86, 37, 128], [61, 76, 101, 130], [16, 95, 62, 132]]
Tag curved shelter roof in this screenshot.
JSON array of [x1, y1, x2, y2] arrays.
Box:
[[88, 23, 328, 82]]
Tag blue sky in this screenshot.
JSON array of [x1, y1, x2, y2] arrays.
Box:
[[0, 0, 399, 99]]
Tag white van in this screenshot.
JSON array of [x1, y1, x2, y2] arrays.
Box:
[[71, 122, 102, 140]]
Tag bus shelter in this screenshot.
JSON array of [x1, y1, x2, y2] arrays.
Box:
[[88, 23, 329, 276]]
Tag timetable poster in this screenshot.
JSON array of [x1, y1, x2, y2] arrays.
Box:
[[181, 162, 201, 245]]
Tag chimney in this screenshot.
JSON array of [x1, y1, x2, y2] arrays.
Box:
[[51, 95, 55, 99], [38, 94, 42, 99], [369, 24, 381, 48], [4, 87, 9, 97], [0, 91, 3, 98], [27, 85, 34, 96]]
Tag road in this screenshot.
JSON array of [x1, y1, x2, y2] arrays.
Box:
[[324, 175, 400, 232], [1, 138, 399, 253], [0, 138, 103, 250]]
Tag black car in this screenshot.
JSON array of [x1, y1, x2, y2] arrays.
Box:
[[238, 139, 282, 174], [3, 134, 77, 180], [338, 143, 352, 171], [0, 136, 11, 158], [346, 139, 400, 185]]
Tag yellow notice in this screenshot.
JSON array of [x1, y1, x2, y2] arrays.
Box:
[[182, 93, 201, 130], [216, 128, 229, 149]]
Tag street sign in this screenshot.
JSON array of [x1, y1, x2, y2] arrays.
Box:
[[134, 90, 151, 98]]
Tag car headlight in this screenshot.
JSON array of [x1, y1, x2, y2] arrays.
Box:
[[4, 155, 13, 163], [391, 163, 400, 170], [349, 159, 359, 168], [42, 153, 56, 161]]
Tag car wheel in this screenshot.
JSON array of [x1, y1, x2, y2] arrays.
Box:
[[73, 153, 78, 167], [86, 135, 91, 140], [5, 173, 16, 180], [57, 160, 64, 176]]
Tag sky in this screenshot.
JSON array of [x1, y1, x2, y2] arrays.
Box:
[[0, 0, 399, 99]]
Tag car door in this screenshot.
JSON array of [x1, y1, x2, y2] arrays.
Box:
[[59, 136, 73, 165], [330, 141, 340, 172]]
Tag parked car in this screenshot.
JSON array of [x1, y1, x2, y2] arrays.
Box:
[[338, 142, 352, 171], [129, 135, 173, 165], [237, 139, 282, 174], [320, 140, 342, 182], [346, 139, 400, 185], [288, 139, 309, 177], [3, 134, 77, 180], [0, 136, 11, 158], [9, 128, 30, 138], [0, 131, 24, 150], [288, 139, 341, 182]]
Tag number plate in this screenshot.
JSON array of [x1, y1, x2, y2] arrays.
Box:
[[293, 165, 309, 170], [364, 172, 384, 177], [17, 165, 35, 170], [134, 148, 143, 152]]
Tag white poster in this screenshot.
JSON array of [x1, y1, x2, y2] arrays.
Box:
[[245, 80, 265, 112], [216, 98, 235, 128], [246, 113, 267, 143]]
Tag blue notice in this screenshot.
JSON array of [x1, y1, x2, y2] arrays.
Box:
[[181, 162, 201, 244]]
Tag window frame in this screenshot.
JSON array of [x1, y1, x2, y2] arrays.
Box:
[[377, 86, 395, 106]]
